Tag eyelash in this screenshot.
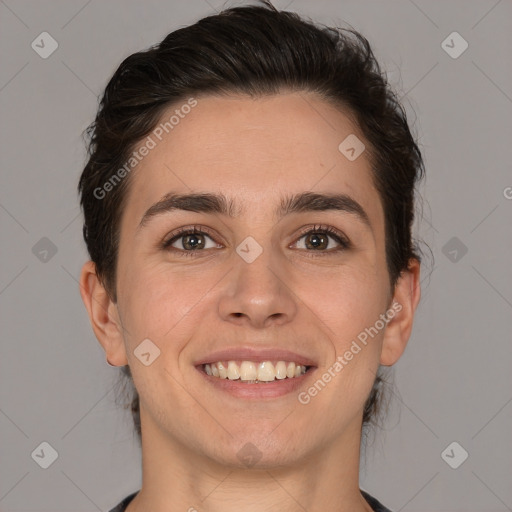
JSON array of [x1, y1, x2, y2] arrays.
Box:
[[161, 224, 350, 258]]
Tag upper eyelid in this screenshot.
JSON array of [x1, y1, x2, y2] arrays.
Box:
[[163, 225, 220, 245], [163, 224, 349, 248]]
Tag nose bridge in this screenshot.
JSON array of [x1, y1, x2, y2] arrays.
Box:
[[217, 235, 297, 327]]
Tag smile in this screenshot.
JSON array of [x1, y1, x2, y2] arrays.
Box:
[[203, 360, 311, 383]]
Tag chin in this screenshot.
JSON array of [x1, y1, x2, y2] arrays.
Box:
[[204, 430, 309, 470]]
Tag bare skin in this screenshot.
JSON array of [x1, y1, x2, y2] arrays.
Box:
[[80, 91, 420, 512]]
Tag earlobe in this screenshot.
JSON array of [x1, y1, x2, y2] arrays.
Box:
[[79, 261, 128, 366], [380, 259, 421, 366]]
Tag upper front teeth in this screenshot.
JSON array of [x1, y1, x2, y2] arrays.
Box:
[[204, 361, 307, 381]]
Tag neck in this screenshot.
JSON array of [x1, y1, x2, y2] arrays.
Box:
[[127, 409, 373, 512]]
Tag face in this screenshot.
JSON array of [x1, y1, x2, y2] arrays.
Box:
[[83, 91, 418, 469]]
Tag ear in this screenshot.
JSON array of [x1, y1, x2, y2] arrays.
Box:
[[380, 258, 421, 366], [79, 261, 128, 366]]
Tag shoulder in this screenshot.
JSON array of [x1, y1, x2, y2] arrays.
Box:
[[361, 489, 393, 512], [107, 490, 139, 512]]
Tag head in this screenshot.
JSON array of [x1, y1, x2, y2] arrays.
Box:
[[79, 1, 423, 463]]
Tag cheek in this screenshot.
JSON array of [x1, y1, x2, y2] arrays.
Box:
[[117, 261, 212, 344], [299, 260, 389, 342], [298, 261, 388, 404]]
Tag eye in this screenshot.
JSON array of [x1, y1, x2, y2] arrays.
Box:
[[162, 225, 221, 256], [161, 223, 350, 258], [292, 224, 350, 254]]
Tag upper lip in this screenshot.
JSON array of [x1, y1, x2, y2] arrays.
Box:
[[194, 347, 317, 367]]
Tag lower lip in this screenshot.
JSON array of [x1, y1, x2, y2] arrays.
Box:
[[196, 366, 317, 399]]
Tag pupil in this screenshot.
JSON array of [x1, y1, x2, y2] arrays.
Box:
[[184, 234, 204, 249], [307, 233, 326, 250]]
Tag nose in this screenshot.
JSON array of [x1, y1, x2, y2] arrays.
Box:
[[217, 248, 297, 329]]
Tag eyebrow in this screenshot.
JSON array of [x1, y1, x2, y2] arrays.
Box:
[[138, 191, 372, 231]]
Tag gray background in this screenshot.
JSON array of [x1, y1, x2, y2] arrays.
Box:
[[1, 0, 511, 510]]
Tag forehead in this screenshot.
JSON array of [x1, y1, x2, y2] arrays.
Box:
[[121, 92, 383, 232]]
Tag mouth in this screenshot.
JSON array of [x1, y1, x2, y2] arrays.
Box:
[[198, 360, 314, 383], [194, 349, 318, 399]]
